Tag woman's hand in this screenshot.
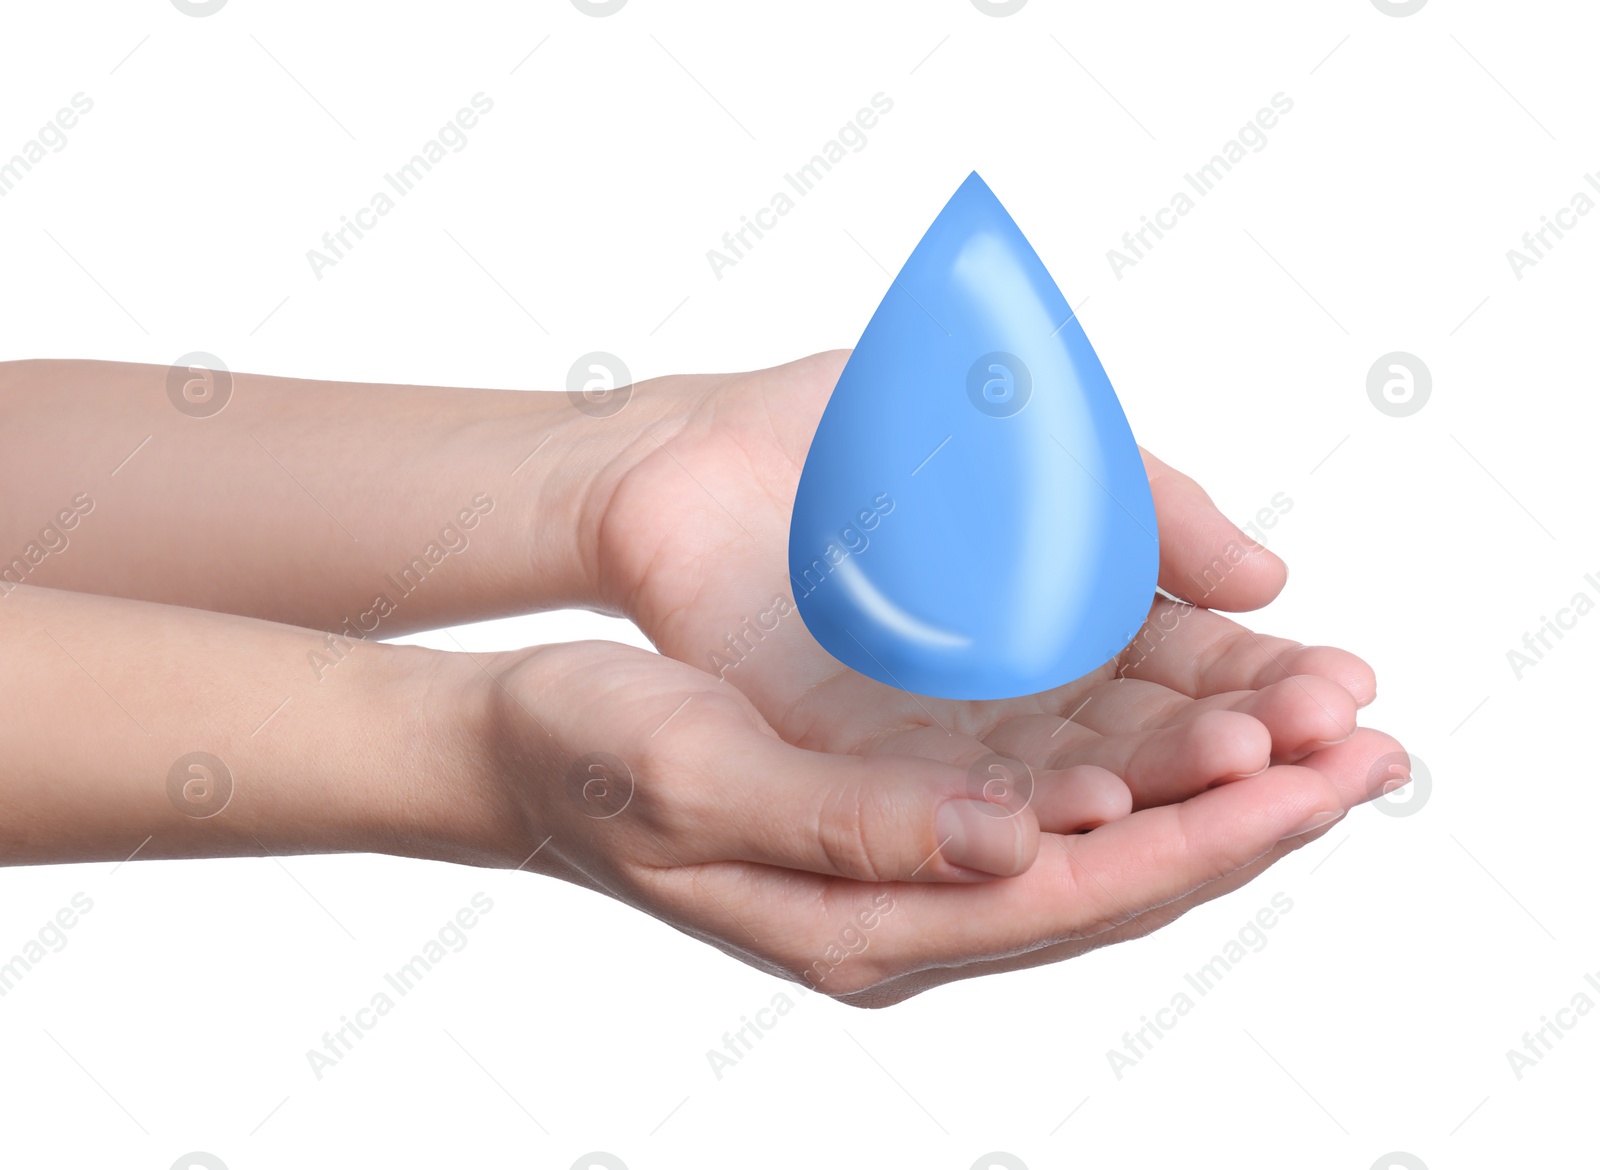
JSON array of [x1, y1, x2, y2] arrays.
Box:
[[0, 579, 1373, 1008], [483, 639, 1084, 889], [592, 351, 1389, 812], [476, 638, 1397, 1005], [0, 353, 1411, 1005], [0, 355, 1388, 822]]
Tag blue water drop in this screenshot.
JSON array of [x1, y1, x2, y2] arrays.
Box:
[[788, 171, 1159, 701]]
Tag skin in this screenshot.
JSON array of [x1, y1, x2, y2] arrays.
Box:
[[0, 352, 1405, 1006]]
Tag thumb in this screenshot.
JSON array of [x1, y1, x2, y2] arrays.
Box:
[[716, 736, 1041, 881], [1142, 447, 1288, 611]]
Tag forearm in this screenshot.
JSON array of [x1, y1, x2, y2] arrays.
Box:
[[0, 359, 656, 633], [0, 582, 518, 868]]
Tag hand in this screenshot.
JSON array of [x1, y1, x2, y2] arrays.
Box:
[[595, 351, 1389, 811], [478, 638, 1401, 1005], [0, 355, 1384, 816], [527, 348, 1412, 1002], [485, 639, 1070, 888], [0, 355, 1411, 1007]]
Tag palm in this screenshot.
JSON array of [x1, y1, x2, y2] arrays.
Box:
[[601, 351, 1380, 809]]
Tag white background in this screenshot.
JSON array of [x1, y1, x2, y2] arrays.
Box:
[[1, 1, 1595, 1167]]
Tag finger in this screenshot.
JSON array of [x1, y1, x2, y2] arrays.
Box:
[[859, 764, 1343, 966], [848, 811, 1335, 1006], [1036, 673, 1357, 765], [1217, 675, 1357, 762], [754, 733, 1405, 1004], [1119, 597, 1378, 707], [1143, 449, 1288, 611], [710, 733, 1042, 882], [1027, 764, 1133, 833], [1022, 669, 1356, 766], [1285, 727, 1411, 807], [869, 725, 1133, 837], [985, 708, 1272, 808]]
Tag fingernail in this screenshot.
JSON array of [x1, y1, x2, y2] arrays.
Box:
[[936, 799, 1025, 876], [1279, 809, 1344, 841], [1379, 771, 1412, 797], [1207, 762, 1268, 790]]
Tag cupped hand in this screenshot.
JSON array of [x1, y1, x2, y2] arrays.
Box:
[[484, 639, 1135, 889], [479, 638, 1402, 1004], [594, 351, 1386, 814]]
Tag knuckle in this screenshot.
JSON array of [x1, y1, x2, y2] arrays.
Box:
[[627, 710, 741, 835], [814, 783, 891, 882]]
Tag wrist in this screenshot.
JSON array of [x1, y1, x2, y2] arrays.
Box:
[[486, 381, 681, 614], [353, 640, 532, 870]]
